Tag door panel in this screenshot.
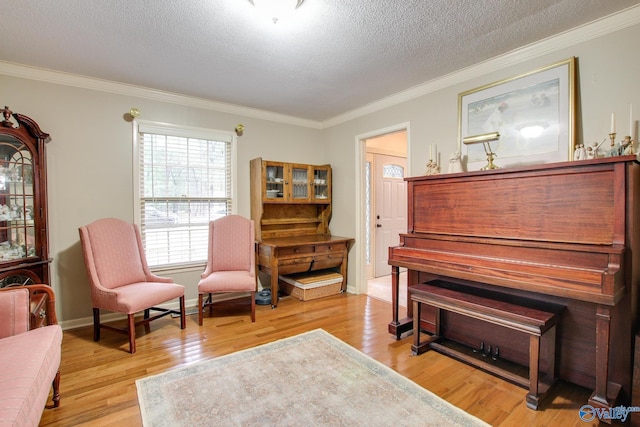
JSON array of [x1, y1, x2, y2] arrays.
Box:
[[374, 155, 407, 277]]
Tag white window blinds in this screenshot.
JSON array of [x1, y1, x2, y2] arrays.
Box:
[[134, 121, 236, 268]]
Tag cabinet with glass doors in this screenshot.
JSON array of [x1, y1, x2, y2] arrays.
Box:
[[0, 107, 51, 288], [250, 158, 333, 240], [261, 161, 331, 203]]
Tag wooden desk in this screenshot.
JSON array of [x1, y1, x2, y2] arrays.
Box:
[[257, 234, 354, 307]]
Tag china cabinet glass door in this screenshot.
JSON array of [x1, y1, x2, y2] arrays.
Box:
[[0, 138, 35, 262]]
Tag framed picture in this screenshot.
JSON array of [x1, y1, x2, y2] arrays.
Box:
[[458, 57, 575, 171]]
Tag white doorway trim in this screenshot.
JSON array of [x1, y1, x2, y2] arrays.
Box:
[[353, 122, 411, 295]]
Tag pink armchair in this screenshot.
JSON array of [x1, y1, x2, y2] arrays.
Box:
[[79, 218, 186, 353], [198, 215, 257, 325], [0, 285, 62, 426]]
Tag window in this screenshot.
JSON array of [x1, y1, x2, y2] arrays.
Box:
[[134, 121, 236, 268], [382, 163, 404, 178]]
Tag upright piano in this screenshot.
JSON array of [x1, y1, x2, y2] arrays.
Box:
[[388, 155, 640, 413]]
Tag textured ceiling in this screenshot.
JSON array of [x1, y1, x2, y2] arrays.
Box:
[[0, 0, 638, 122]]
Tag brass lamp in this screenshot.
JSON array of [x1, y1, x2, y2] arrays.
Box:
[[462, 132, 500, 170]]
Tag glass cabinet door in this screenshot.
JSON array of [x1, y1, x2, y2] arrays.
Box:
[[265, 163, 285, 200], [0, 137, 35, 261], [291, 166, 309, 200], [260, 161, 330, 204], [312, 166, 330, 201]]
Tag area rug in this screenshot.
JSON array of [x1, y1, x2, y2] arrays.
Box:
[[136, 329, 489, 427]]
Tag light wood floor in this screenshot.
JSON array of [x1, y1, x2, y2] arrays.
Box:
[[41, 293, 599, 427]]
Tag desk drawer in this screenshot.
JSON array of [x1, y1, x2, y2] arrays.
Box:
[[276, 253, 343, 274], [314, 244, 345, 253], [310, 254, 343, 270], [278, 243, 347, 257], [278, 246, 316, 256], [278, 257, 314, 274]]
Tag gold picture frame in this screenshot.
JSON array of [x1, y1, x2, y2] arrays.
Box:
[[458, 57, 576, 171]]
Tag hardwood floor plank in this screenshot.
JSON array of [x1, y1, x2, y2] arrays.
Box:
[[40, 293, 598, 426]]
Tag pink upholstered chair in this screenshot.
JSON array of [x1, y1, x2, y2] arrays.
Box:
[[198, 215, 257, 325], [79, 218, 186, 353]]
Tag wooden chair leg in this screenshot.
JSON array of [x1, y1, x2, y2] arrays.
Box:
[[128, 314, 136, 354], [198, 293, 204, 326], [51, 370, 61, 408], [251, 291, 256, 322], [92, 308, 100, 341], [179, 296, 186, 329]]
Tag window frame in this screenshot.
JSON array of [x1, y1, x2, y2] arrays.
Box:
[[132, 119, 238, 271]]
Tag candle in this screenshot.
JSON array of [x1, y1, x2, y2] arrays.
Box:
[[434, 144, 437, 162], [611, 113, 616, 134], [429, 145, 433, 160]]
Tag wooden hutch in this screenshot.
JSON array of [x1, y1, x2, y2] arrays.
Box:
[[388, 156, 640, 414], [250, 158, 354, 307]]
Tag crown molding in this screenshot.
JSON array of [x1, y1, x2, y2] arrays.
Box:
[[1, 4, 638, 131], [323, 4, 640, 128], [0, 61, 323, 130]]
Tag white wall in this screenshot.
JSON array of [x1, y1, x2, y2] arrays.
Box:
[[1, 9, 639, 327], [323, 18, 640, 295], [0, 75, 323, 325]]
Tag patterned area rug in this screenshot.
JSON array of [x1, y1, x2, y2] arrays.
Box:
[[136, 329, 489, 426]]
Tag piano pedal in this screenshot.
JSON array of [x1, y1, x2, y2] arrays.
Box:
[[473, 341, 484, 354], [483, 344, 491, 358], [492, 347, 499, 361]]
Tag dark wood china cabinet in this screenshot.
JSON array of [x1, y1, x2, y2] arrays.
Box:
[[0, 106, 51, 288]]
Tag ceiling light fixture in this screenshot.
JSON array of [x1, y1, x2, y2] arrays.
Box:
[[249, 0, 304, 24]]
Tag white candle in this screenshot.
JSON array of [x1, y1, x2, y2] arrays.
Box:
[[429, 145, 433, 160], [611, 113, 616, 134], [434, 144, 437, 162]]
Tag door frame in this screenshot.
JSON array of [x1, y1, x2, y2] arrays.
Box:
[[353, 122, 411, 295]]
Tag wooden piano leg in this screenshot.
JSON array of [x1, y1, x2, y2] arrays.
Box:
[[387, 265, 402, 339], [388, 266, 416, 339], [588, 305, 621, 423], [391, 266, 400, 327]]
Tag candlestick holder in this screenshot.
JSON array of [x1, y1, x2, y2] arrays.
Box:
[[609, 132, 616, 147]]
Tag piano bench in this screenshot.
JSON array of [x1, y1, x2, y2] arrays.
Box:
[[409, 282, 561, 410]]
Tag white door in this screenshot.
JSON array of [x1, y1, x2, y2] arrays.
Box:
[[374, 155, 407, 277]]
